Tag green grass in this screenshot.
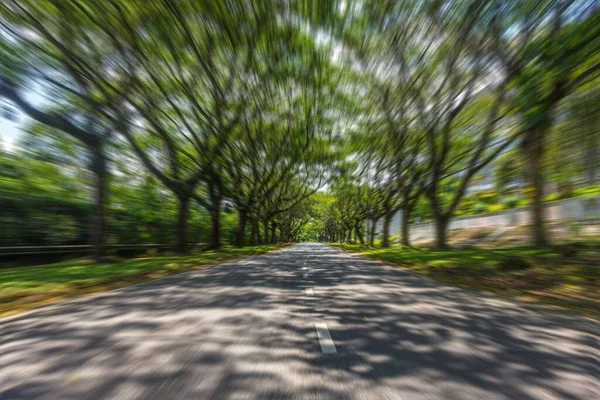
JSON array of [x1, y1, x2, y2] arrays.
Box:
[[333, 243, 550, 266], [0, 244, 287, 319], [330, 243, 600, 320]]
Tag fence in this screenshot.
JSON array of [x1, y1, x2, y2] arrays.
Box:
[[0, 243, 204, 267]]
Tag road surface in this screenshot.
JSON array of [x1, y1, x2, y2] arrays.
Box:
[[1, 243, 598, 399]]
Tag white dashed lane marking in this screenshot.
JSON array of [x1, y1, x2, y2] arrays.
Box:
[[315, 322, 337, 354], [305, 288, 314, 296]]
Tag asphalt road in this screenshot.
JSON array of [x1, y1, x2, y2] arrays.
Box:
[[1, 243, 598, 399]]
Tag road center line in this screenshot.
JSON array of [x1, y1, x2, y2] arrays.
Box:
[[314, 322, 337, 354], [305, 288, 314, 296]]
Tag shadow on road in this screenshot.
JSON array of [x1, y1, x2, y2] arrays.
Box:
[[0, 244, 597, 399]]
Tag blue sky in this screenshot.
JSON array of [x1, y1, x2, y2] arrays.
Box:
[[0, 91, 43, 152], [0, 114, 22, 151]]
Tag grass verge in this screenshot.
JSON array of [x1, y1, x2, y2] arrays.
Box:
[[330, 243, 599, 321], [0, 244, 287, 319]]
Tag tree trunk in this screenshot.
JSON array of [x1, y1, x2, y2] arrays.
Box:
[[270, 222, 277, 244], [263, 219, 270, 244], [235, 209, 247, 247], [249, 219, 257, 245], [401, 209, 411, 247], [253, 220, 262, 244], [90, 149, 107, 262], [369, 218, 376, 246], [208, 209, 220, 250], [381, 214, 392, 248], [207, 181, 221, 250], [355, 222, 364, 245], [585, 120, 598, 185], [434, 214, 449, 250], [176, 195, 190, 253], [529, 155, 548, 247], [525, 128, 549, 247]]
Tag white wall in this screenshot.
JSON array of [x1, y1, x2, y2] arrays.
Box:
[[376, 196, 600, 240]]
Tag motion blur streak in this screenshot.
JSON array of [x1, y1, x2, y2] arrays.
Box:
[[0, 1, 598, 399]]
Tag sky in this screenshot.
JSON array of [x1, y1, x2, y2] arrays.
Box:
[[0, 91, 43, 152], [0, 113, 23, 152]]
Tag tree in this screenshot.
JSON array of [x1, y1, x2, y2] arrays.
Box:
[[503, 2, 600, 246], [0, 81, 115, 260], [0, 0, 290, 252], [408, 2, 524, 249], [0, 2, 133, 259]]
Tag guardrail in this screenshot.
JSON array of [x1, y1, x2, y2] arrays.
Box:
[[0, 243, 203, 257]]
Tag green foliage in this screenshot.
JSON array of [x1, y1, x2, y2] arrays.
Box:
[[495, 149, 523, 193], [473, 202, 488, 214], [571, 185, 600, 199], [503, 196, 520, 209], [478, 193, 498, 204], [0, 0, 598, 255], [488, 204, 505, 213], [0, 150, 90, 246]]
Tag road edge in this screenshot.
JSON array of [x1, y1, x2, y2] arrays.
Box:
[[326, 243, 600, 333], [0, 245, 291, 325]]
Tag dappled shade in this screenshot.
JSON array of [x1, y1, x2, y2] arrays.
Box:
[[0, 245, 596, 399]]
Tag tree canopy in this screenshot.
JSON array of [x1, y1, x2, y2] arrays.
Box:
[[1, 0, 598, 256]]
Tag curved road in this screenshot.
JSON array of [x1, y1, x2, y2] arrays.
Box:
[[1, 243, 598, 399]]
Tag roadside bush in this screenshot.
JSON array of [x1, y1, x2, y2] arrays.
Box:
[[543, 191, 573, 202], [544, 193, 561, 202], [553, 244, 578, 258], [473, 202, 488, 214], [478, 192, 498, 204], [457, 199, 475, 214], [517, 199, 530, 208], [488, 204, 505, 213], [503, 195, 520, 209], [497, 256, 531, 271], [571, 185, 600, 199], [523, 187, 535, 199]]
